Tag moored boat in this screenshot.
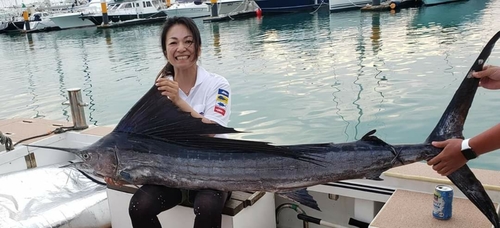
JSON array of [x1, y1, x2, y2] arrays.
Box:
[[162, 0, 211, 18], [254, 0, 317, 14], [329, 0, 372, 11], [81, 0, 167, 26], [49, 1, 113, 29], [421, 0, 467, 6]]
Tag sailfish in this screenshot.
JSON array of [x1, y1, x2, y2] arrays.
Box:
[[28, 31, 500, 227]]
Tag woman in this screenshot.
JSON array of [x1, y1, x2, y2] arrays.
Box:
[[428, 65, 500, 176], [106, 17, 232, 228]]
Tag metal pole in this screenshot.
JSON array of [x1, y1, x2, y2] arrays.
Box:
[[211, 0, 218, 17], [64, 88, 88, 129], [23, 10, 30, 30], [101, 0, 109, 25]]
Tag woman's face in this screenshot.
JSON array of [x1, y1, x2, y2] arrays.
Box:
[[165, 24, 199, 71]]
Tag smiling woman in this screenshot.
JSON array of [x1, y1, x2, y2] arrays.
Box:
[[104, 16, 233, 228]]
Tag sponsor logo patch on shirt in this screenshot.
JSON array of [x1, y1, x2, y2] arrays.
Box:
[[214, 88, 229, 116]]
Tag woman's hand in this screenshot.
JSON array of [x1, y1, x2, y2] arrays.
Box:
[[156, 77, 181, 105]]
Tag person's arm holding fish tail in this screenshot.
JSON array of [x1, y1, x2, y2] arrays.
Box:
[[428, 65, 500, 176]]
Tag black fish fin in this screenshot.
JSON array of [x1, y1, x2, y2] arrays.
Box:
[[447, 165, 500, 228], [361, 129, 389, 147], [426, 32, 500, 227], [426, 31, 500, 143], [113, 84, 242, 139], [278, 189, 321, 211]]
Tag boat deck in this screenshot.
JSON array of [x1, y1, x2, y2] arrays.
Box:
[[370, 189, 498, 228]]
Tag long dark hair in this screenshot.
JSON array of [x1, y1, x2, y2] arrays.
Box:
[[159, 17, 202, 78]]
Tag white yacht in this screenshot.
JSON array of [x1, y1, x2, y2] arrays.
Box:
[[24, 12, 59, 31], [162, 1, 211, 19], [162, 0, 247, 19], [81, 0, 167, 26], [50, 0, 114, 29]]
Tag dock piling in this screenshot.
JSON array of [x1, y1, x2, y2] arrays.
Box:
[[101, 0, 109, 25], [63, 88, 89, 130], [23, 11, 30, 31], [211, 0, 218, 17]]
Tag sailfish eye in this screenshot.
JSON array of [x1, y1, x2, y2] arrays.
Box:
[[82, 153, 90, 159]]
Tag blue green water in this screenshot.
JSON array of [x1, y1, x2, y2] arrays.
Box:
[[1, 0, 500, 170]]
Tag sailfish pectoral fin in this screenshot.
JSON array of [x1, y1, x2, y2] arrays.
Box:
[[278, 189, 321, 211], [447, 165, 500, 228]]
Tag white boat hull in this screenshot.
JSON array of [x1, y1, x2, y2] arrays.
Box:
[[422, 0, 465, 6], [164, 3, 211, 18], [329, 0, 372, 11], [50, 13, 96, 29], [24, 19, 59, 31]]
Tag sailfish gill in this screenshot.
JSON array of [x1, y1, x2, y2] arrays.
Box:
[[28, 31, 500, 227]]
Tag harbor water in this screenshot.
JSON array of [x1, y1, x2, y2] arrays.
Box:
[[1, 0, 500, 170]]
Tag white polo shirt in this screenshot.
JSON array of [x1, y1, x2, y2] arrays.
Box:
[[169, 66, 231, 127]]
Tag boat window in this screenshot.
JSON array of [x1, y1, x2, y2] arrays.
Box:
[[110, 3, 120, 10], [123, 3, 132, 8], [136, 3, 140, 7], [146, 1, 152, 7]]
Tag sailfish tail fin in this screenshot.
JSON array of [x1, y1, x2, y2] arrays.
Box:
[[426, 31, 500, 228], [425, 31, 500, 143], [448, 165, 500, 228]]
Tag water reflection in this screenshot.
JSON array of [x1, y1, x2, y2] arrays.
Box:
[[370, 13, 381, 54], [26, 33, 34, 51], [211, 23, 222, 58], [104, 28, 113, 46], [79, 40, 97, 126], [53, 40, 71, 122], [410, 0, 489, 29], [26, 60, 44, 118]]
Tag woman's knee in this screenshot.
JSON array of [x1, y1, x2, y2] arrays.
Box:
[[193, 190, 228, 215], [129, 185, 183, 218]]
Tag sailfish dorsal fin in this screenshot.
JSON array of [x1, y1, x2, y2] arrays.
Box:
[[113, 84, 241, 138]]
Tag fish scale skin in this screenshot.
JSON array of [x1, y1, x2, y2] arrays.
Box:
[[110, 142, 437, 192]]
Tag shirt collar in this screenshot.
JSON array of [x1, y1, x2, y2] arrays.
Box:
[[194, 65, 207, 87]]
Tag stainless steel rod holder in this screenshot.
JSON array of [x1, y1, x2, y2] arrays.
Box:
[[62, 88, 88, 130]]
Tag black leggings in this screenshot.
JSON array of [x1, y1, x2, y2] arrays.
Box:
[[129, 184, 230, 228]]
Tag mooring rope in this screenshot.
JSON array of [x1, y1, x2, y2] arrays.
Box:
[[0, 126, 80, 152], [14, 126, 79, 148], [0, 131, 13, 151]]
